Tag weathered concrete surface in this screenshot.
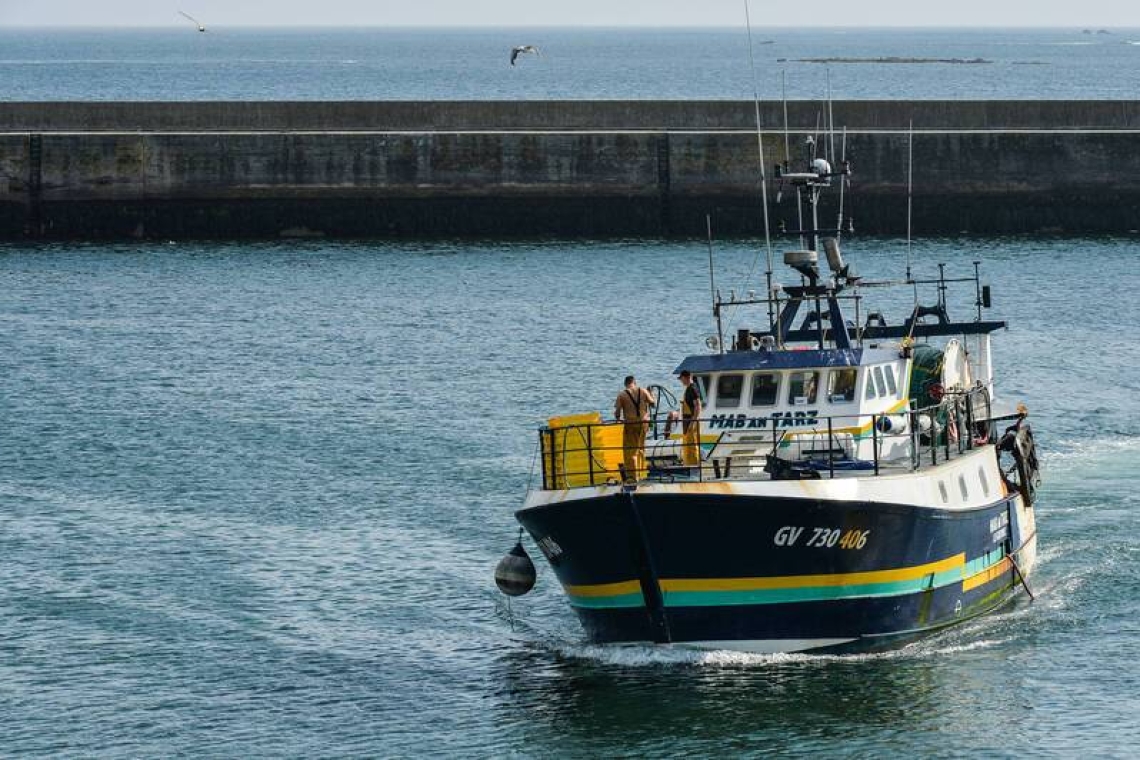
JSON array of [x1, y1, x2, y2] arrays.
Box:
[[5, 100, 1140, 132], [2, 101, 1139, 239]]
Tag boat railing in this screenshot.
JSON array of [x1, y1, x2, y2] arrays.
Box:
[[536, 386, 993, 490]]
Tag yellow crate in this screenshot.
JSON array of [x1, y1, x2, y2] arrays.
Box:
[[542, 412, 628, 488], [548, 411, 604, 428]]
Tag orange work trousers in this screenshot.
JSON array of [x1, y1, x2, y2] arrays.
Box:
[[622, 421, 648, 481], [681, 419, 702, 466]]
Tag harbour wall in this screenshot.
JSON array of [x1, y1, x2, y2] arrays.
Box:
[[2, 100, 1139, 239]]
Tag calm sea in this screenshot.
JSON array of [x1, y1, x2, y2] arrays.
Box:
[[1, 27, 1140, 100], [1, 236, 1138, 756]]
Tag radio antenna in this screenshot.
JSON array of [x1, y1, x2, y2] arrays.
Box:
[[782, 70, 791, 163], [707, 214, 725, 354], [906, 119, 914, 282], [744, 0, 776, 331], [826, 66, 836, 165], [836, 126, 847, 241], [782, 69, 804, 250]]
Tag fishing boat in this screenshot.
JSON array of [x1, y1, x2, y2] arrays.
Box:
[[496, 133, 1041, 655]]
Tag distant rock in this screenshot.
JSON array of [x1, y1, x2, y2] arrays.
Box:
[[792, 56, 992, 65]]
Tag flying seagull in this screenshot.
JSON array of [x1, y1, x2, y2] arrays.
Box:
[[510, 45, 540, 66], [178, 10, 206, 32]]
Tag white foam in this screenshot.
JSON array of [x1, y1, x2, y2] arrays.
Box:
[[554, 642, 825, 667], [1040, 435, 1140, 466], [547, 628, 1015, 668]]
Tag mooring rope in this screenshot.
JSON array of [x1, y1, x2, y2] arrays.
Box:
[[1008, 552, 1036, 601]]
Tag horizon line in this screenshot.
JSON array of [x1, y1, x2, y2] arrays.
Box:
[[2, 23, 1138, 30]]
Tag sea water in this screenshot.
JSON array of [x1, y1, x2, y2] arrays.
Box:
[[2, 27, 1140, 101], [1, 237, 1138, 755]]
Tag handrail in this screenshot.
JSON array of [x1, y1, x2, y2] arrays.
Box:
[[535, 386, 993, 490]]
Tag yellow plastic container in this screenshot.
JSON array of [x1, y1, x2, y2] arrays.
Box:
[[542, 412, 628, 488]]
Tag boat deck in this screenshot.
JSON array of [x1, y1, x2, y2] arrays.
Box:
[[537, 387, 1010, 491]]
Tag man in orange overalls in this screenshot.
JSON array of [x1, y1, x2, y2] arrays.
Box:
[[613, 375, 656, 482]]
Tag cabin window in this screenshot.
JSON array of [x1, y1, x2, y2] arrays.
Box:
[[827, 369, 858, 404], [938, 481, 949, 503], [884, 365, 899, 397], [787, 371, 819, 406], [716, 374, 744, 408], [978, 467, 990, 497], [750, 373, 779, 407], [865, 370, 879, 400], [958, 475, 969, 499], [873, 366, 888, 398]]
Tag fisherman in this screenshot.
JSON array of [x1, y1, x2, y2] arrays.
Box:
[[613, 375, 656, 482], [679, 370, 703, 467]]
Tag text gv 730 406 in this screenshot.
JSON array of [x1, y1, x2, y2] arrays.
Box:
[[774, 526, 872, 550]]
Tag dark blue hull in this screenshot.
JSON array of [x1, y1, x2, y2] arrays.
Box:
[[516, 488, 1034, 653]]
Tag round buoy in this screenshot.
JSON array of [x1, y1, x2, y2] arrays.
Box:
[[495, 541, 536, 597]]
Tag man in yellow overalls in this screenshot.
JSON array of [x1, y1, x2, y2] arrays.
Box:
[[679, 370, 703, 467], [613, 375, 656, 482]]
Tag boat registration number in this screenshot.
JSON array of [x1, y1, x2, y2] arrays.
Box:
[[774, 526, 871, 550]]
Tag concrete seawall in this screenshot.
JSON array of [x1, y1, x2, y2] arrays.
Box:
[[2, 100, 1139, 239]]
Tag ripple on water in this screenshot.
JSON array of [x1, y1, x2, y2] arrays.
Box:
[[2, 238, 1139, 755]]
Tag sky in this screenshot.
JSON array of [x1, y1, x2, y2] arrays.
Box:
[[0, 0, 1137, 28]]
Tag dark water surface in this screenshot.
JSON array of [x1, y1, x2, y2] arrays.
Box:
[[1, 238, 1138, 756], [3, 27, 1140, 101]]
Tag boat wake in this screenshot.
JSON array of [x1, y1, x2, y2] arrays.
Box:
[[546, 631, 1016, 669], [1038, 433, 1140, 466]]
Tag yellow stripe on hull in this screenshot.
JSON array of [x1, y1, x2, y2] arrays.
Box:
[[562, 579, 642, 598], [564, 553, 967, 598], [659, 552, 965, 593], [961, 556, 1012, 592]]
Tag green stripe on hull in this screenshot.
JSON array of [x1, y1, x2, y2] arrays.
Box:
[[562, 548, 1008, 610], [663, 566, 966, 608], [962, 546, 1006, 577], [567, 592, 645, 609]]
